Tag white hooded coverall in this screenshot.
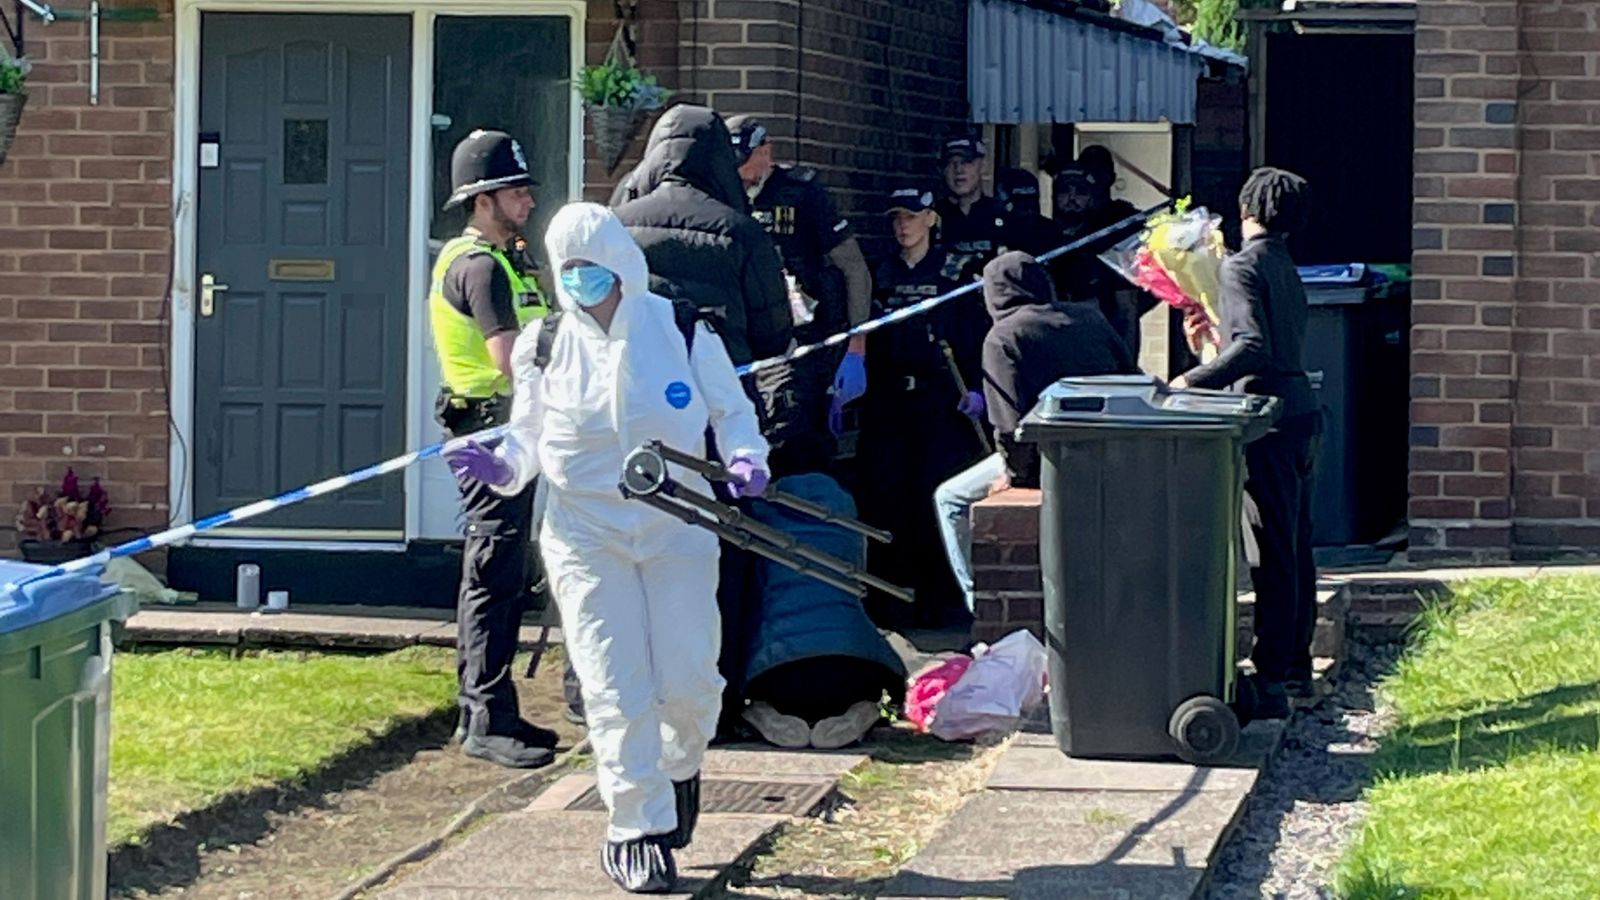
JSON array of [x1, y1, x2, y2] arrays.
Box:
[[492, 202, 769, 841]]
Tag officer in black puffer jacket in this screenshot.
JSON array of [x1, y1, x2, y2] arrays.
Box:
[[612, 104, 793, 368], [612, 104, 797, 743]]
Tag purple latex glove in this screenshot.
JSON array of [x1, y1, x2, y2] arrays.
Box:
[[726, 456, 770, 498], [444, 440, 515, 487], [957, 390, 986, 421]]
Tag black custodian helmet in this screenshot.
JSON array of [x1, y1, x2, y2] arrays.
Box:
[[444, 129, 537, 210]]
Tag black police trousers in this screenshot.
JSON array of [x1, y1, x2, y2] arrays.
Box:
[[855, 383, 985, 629], [453, 464, 536, 737], [1242, 410, 1323, 683]]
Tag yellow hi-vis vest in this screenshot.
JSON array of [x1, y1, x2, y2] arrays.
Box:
[[428, 234, 548, 398]]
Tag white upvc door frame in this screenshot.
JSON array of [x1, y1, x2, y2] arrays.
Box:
[[167, 0, 586, 547]]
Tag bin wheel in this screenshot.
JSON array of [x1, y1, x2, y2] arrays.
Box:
[[1231, 675, 1259, 727], [1168, 695, 1240, 766]]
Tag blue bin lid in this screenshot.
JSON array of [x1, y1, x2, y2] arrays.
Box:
[[0, 559, 118, 635]]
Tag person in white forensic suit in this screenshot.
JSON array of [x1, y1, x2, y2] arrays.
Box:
[[443, 201, 771, 894]]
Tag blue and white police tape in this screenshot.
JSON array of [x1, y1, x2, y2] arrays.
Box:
[[3, 427, 508, 591], [4, 201, 1167, 593], [731, 201, 1170, 378]]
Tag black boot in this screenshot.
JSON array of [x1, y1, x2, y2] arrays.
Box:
[[601, 836, 676, 894], [666, 774, 701, 849]]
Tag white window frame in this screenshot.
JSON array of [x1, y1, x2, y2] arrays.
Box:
[[167, 0, 586, 545]]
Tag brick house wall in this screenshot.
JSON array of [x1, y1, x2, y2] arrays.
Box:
[[665, 0, 968, 242], [581, 0, 681, 202], [0, 0, 176, 554], [1412, 0, 1600, 561]]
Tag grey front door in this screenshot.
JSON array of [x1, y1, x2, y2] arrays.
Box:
[[195, 13, 410, 531]]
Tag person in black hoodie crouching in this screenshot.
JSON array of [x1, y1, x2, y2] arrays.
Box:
[[933, 251, 1136, 613]]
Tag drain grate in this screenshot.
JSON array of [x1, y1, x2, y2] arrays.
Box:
[[566, 778, 833, 816]]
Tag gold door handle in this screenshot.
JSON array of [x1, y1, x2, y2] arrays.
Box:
[[200, 273, 229, 317]]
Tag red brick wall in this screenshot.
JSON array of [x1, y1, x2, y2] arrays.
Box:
[[1412, 0, 1600, 561], [670, 0, 968, 241], [581, 0, 681, 202], [0, 1, 174, 554]]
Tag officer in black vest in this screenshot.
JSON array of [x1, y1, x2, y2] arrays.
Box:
[[935, 135, 1015, 281], [857, 186, 991, 628], [727, 115, 874, 474]]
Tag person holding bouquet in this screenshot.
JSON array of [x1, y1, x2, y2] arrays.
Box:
[[1172, 167, 1320, 719]]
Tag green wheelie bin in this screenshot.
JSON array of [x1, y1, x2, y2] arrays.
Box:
[[1018, 375, 1279, 765], [0, 559, 136, 900]]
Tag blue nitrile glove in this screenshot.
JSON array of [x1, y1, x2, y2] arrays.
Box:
[[832, 350, 867, 407], [444, 440, 515, 487], [726, 456, 770, 498], [957, 390, 986, 421]]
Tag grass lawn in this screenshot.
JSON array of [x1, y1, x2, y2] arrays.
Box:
[[1337, 575, 1600, 899], [110, 646, 457, 847]]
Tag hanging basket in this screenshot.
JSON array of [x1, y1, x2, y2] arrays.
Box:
[[0, 92, 25, 166], [589, 103, 645, 175]]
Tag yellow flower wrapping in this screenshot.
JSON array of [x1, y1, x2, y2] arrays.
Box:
[[1145, 216, 1226, 326]]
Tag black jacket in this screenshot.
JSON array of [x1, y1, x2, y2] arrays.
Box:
[[612, 106, 792, 366], [982, 252, 1138, 488], [1182, 234, 1314, 418], [869, 246, 987, 394]]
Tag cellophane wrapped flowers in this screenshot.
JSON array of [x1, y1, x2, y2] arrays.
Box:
[[1099, 201, 1227, 351]]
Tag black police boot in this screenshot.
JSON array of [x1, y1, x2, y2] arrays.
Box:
[[462, 733, 555, 769], [507, 718, 561, 750], [665, 774, 701, 849], [601, 836, 676, 894]]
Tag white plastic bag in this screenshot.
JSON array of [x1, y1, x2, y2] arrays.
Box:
[[929, 629, 1048, 741]]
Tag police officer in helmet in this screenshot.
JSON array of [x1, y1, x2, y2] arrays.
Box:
[[430, 128, 558, 769], [727, 115, 875, 471]]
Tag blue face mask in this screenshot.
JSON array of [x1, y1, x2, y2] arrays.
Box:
[[560, 264, 617, 309]]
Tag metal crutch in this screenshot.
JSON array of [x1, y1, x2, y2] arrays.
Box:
[[618, 443, 914, 603]]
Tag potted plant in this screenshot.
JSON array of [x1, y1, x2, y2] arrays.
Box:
[[578, 40, 670, 174], [0, 48, 29, 166], [15, 469, 111, 565]]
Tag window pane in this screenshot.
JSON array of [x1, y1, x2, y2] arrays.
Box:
[[284, 118, 329, 185], [431, 16, 572, 259]]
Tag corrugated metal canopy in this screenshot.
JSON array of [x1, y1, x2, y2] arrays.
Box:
[[968, 0, 1208, 125]]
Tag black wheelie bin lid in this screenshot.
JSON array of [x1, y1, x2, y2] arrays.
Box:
[[1017, 375, 1282, 442]]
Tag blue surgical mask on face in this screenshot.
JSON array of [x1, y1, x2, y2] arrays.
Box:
[[560, 264, 617, 309]]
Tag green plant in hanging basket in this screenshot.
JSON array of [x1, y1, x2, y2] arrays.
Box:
[[0, 49, 31, 166], [579, 57, 670, 175], [578, 58, 670, 113]]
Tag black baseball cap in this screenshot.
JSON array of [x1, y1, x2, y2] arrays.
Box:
[[885, 186, 936, 214], [941, 136, 987, 162], [725, 114, 770, 164], [1053, 161, 1100, 188], [997, 167, 1040, 199]]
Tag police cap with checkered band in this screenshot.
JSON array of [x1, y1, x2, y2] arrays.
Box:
[[444, 129, 538, 210]]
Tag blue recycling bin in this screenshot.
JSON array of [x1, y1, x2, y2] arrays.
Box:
[[0, 559, 136, 900]]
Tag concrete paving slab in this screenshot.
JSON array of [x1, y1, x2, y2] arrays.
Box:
[[989, 747, 1258, 795], [878, 787, 1246, 899], [379, 808, 783, 899]]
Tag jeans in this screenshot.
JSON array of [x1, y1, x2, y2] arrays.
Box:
[[932, 453, 1006, 613]]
